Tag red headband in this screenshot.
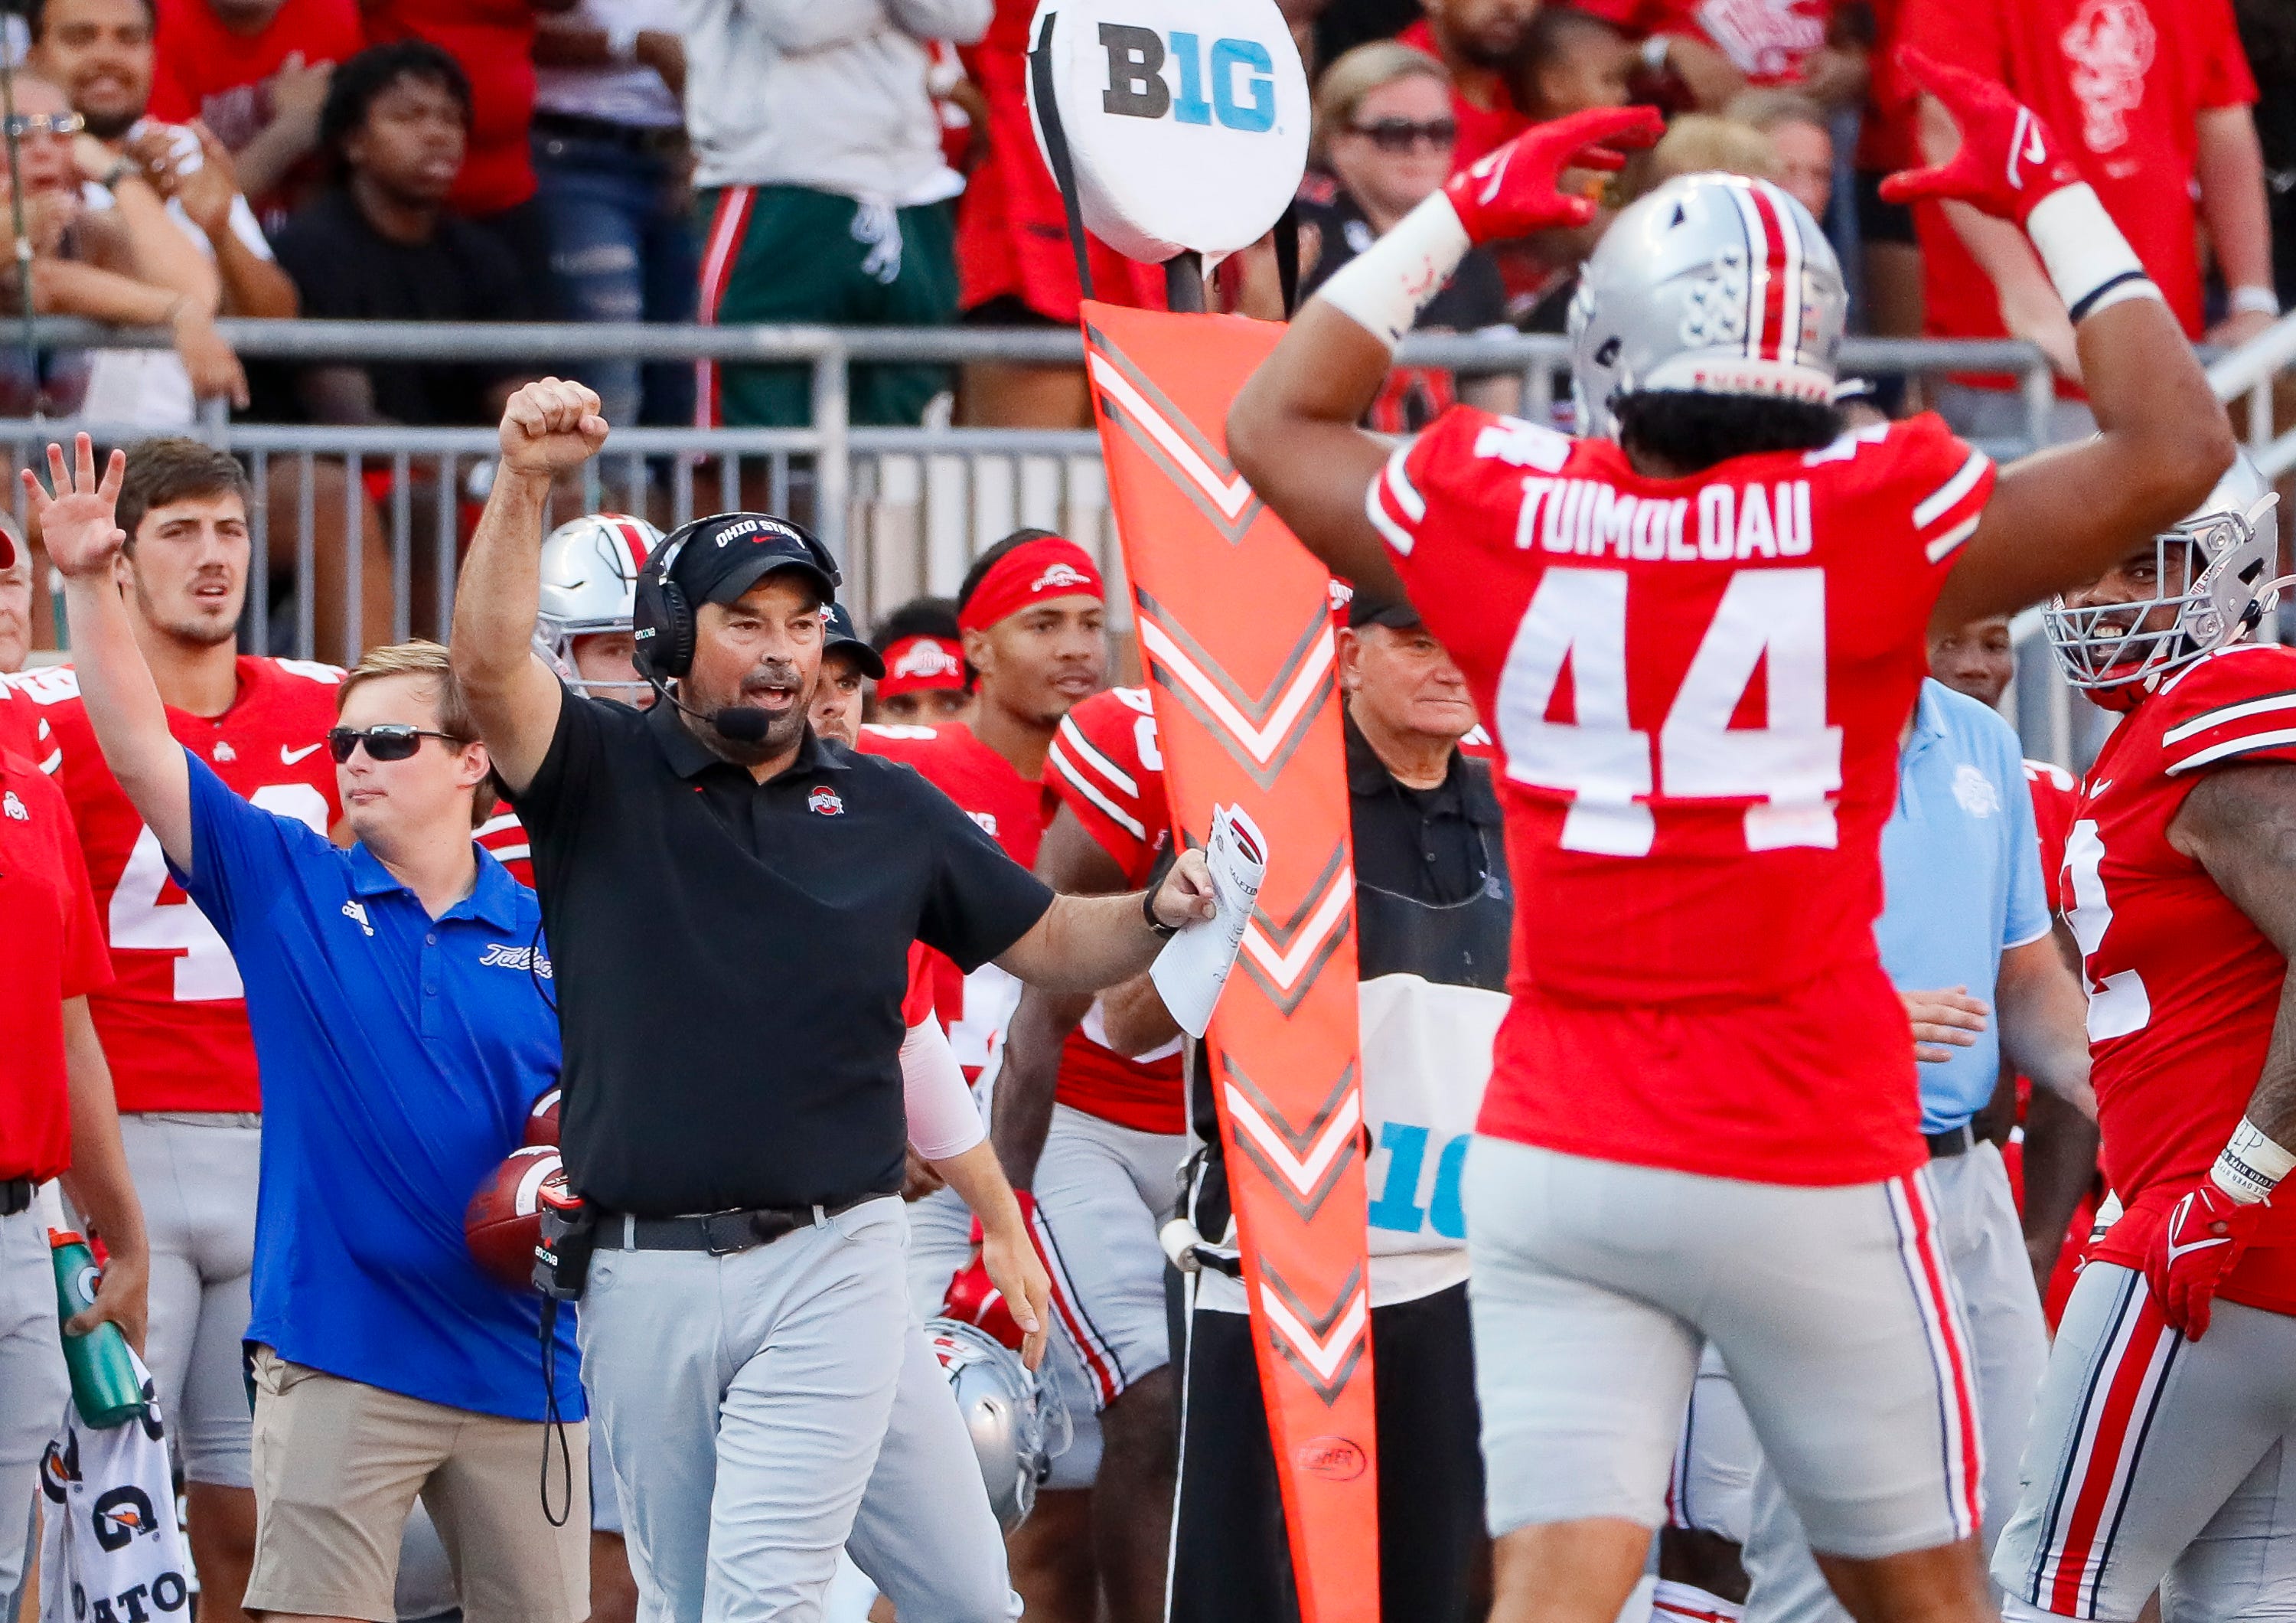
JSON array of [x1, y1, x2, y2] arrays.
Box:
[[876, 635, 967, 699], [957, 537, 1104, 635]]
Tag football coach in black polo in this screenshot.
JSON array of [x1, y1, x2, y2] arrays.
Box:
[[450, 380, 1215, 1623]]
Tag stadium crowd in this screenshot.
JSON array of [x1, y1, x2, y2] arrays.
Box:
[[2, 4, 2294, 1623]]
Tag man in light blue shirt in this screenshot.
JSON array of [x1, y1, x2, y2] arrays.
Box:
[[1727, 677, 2098, 1623]]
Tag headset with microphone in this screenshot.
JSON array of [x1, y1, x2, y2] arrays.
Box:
[[631, 513, 843, 743]]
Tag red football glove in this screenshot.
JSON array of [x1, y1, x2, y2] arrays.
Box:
[[2145, 1181, 2268, 1339], [940, 1190, 1043, 1352], [1443, 106, 1664, 244], [1877, 47, 2082, 225]]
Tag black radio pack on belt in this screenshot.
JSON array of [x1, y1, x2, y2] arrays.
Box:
[[531, 1184, 597, 1528]]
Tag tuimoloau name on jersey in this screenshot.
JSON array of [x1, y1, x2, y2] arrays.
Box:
[[1511, 475, 1813, 563]]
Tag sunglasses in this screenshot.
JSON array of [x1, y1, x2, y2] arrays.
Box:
[[327, 725, 463, 763], [3, 112, 86, 139], [1347, 116, 1457, 153]]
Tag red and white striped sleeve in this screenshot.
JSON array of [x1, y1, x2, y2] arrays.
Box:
[[476, 808, 534, 889], [1893, 416, 1996, 568], [1044, 687, 1170, 888], [2156, 648, 2296, 776]]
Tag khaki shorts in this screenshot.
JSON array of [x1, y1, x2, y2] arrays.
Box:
[[245, 1345, 588, 1623]]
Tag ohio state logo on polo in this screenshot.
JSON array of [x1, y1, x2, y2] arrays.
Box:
[[810, 786, 845, 816]]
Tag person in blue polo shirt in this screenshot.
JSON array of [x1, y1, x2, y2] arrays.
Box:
[[30, 436, 586, 1623], [1662, 672, 2102, 1623]]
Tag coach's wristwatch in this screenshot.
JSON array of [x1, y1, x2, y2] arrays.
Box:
[[1143, 884, 1179, 941]]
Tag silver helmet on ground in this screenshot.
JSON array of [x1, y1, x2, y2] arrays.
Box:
[[2043, 454, 2282, 699], [1568, 171, 1848, 442], [533, 512, 664, 700], [925, 1316, 1055, 1533]]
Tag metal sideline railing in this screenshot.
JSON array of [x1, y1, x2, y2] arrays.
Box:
[[3, 315, 2148, 764]]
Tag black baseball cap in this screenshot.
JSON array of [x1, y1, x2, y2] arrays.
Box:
[[1348, 595, 1422, 631], [821, 602, 885, 679], [664, 512, 838, 608]]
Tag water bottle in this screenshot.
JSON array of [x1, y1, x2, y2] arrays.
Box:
[[49, 1229, 145, 1428]]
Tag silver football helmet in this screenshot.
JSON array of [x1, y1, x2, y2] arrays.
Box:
[[533, 513, 664, 700], [925, 1317, 1056, 1533], [2043, 454, 2283, 697], [1569, 172, 1848, 441]]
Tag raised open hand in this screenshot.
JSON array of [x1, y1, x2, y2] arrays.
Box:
[[24, 433, 129, 580], [1444, 106, 1665, 243], [1878, 47, 2082, 225]]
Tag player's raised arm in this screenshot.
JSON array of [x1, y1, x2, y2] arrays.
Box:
[[26, 436, 192, 870], [1890, 51, 2236, 632], [1228, 107, 1663, 598], [449, 378, 608, 795]]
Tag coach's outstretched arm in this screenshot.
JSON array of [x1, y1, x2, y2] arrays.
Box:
[[1889, 51, 2233, 630], [1228, 106, 1663, 601], [451, 378, 610, 797], [28, 436, 192, 868], [996, 850, 1217, 994]]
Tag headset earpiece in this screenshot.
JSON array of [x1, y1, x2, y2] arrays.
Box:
[[632, 534, 696, 680]]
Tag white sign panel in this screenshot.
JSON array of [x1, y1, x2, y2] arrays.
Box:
[[1026, 0, 1309, 264]]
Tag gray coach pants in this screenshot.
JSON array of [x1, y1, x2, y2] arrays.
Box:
[[578, 1197, 910, 1623], [1743, 1141, 2048, 1623], [0, 1204, 70, 1603]]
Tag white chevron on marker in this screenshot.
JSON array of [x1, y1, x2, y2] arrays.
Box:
[[1257, 1283, 1369, 1385], [1088, 351, 1255, 519], [1240, 871, 1353, 991], [1139, 616, 1333, 766], [1225, 1083, 1362, 1199]]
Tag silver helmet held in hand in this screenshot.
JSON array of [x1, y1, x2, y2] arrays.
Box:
[[533, 512, 664, 700], [925, 1316, 1058, 1533], [2043, 453, 2283, 696], [1568, 172, 1848, 442]]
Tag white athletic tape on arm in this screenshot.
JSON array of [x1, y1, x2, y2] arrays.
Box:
[[902, 1017, 987, 1161], [1314, 191, 1473, 352], [2025, 183, 2162, 324], [2212, 1116, 2296, 1204]]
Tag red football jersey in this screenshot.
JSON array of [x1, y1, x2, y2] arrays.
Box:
[[0, 746, 113, 1181], [0, 675, 55, 767], [1044, 687, 1185, 1135], [2024, 758, 2078, 914], [1900, 0, 2257, 345], [1374, 409, 1994, 1184], [25, 658, 343, 1114], [475, 807, 533, 888], [2063, 645, 2296, 1314], [859, 722, 1049, 1081]]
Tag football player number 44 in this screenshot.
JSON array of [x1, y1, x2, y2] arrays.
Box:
[[109, 784, 332, 999], [1496, 567, 1844, 857]]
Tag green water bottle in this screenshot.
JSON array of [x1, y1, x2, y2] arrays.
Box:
[[50, 1229, 145, 1429]]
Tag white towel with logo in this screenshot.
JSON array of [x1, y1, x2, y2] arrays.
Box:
[[38, 1351, 191, 1623]]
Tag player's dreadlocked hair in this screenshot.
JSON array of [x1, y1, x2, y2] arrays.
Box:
[[1613, 392, 1844, 475]]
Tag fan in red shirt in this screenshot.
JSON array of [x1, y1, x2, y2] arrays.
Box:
[[859, 527, 1107, 1622], [1395, 0, 1538, 171], [1994, 456, 2296, 1618], [1577, 0, 1866, 110], [146, 0, 364, 222], [18, 439, 340, 1623], [1898, 0, 2274, 421], [1225, 63, 2229, 1623]]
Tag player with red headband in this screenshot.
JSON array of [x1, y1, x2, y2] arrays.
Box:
[[871, 596, 974, 727], [1225, 50, 2231, 1623], [859, 526, 1109, 1620]]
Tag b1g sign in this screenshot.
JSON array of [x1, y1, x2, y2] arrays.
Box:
[[1027, 0, 1307, 263]]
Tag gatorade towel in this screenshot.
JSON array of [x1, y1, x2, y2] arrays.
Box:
[[1083, 302, 1380, 1623]]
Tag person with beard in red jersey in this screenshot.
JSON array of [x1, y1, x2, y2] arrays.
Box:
[[1397, 0, 1538, 170], [860, 525, 1107, 1622], [1992, 456, 2296, 1619], [16, 438, 340, 1623]]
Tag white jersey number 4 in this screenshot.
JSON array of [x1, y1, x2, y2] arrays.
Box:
[[1495, 567, 1843, 857], [108, 783, 332, 999], [2063, 818, 2151, 1040]]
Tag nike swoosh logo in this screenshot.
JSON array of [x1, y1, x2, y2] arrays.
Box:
[[2166, 1235, 2232, 1265], [281, 742, 324, 764]]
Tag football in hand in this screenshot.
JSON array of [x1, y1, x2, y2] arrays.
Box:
[[464, 1145, 566, 1291]]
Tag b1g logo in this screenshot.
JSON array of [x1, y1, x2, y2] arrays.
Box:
[[1097, 23, 1276, 133]]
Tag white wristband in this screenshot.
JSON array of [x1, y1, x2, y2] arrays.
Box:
[[2025, 183, 2162, 324], [2211, 1117, 2296, 1204], [1313, 191, 1473, 353], [2230, 285, 2282, 319]]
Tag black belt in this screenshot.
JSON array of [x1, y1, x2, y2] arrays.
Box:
[[1926, 1124, 1977, 1159], [533, 109, 683, 157], [601, 1195, 872, 1256], [1, 1177, 32, 1217]]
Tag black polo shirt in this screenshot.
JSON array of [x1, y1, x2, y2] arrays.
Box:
[[517, 692, 1053, 1216], [1342, 716, 1503, 922]]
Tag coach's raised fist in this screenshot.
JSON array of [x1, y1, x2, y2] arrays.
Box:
[[23, 433, 129, 580], [499, 377, 608, 476], [1443, 106, 1663, 245]]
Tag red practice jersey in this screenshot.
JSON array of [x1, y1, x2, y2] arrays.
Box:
[[24, 658, 343, 1114], [859, 722, 1049, 1080], [2065, 645, 2296, 1314], [1373, 409, 1994, 1185], [2024, 758, 2079, 915], [0, 675, 55, 766], [476, 807, 533, 888], [0, 746, 112, 1181], [1044, 687, 1185, 1135]]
